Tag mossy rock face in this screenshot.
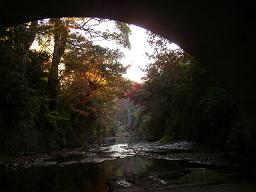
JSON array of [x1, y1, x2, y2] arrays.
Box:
[[171, 168, 227, 185]]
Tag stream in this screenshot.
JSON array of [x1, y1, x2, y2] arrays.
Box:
[[1, 139, 256, 192]]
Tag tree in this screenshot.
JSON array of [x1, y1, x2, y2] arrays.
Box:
[[36, 17, 131, 112], [32, 17, 132, 145], [0, 22, 50, 154], [0, 17, 132, 154], [131, 32, 238, 145]]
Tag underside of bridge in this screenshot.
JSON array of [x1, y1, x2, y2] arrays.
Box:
[[1, 1, 255, 155]]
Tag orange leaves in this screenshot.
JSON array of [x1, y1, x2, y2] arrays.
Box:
[[83, 70, 106, 85]]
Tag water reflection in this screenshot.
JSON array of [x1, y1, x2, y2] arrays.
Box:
[[100, 144, 135, 158], [0, 157, 186, 192], [1, 141, 254, 191]]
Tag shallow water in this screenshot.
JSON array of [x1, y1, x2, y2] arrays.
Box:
[[0, 156, 192, 192], [0, 141, 253, 192]]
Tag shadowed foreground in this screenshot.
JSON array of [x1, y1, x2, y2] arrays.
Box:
[[1, 140, 256, 192], [117, 182, 256, 192]]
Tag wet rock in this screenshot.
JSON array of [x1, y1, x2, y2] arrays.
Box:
[[116, 179, 132, 187], [107, 176, 133, 192], [156, 170, 191, 181]]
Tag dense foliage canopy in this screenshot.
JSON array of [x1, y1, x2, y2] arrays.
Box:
[[0, 18, 131, 154]]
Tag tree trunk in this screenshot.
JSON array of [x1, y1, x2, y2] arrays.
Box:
[[21, 20, 38, 77], [48, 19, 68, 112]]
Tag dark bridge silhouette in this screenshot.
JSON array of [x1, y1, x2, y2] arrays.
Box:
[[1, 0, 255, 155]]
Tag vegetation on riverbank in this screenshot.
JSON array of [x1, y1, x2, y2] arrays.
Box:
[[0, 18, 132, 155], [126, 34, 245, 161], [0, 18, 251, 164]]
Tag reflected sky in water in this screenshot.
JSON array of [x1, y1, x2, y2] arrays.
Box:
[[0, 156, 186, 192]]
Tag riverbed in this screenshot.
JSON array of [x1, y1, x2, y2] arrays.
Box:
[[1, 139, 256, 192]]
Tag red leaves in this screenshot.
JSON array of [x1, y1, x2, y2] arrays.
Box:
[[125, 82, 145, 105]]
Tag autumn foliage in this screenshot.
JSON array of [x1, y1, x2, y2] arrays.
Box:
[[125, 82, 146, 105]]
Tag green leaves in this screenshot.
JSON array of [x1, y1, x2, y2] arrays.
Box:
[[134, 33, 239, 145]]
